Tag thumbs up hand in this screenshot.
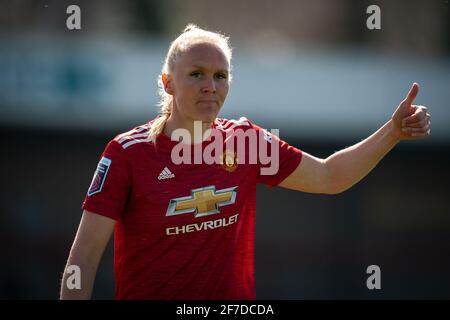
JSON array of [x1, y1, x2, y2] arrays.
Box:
[[391, 83, 431, 140]]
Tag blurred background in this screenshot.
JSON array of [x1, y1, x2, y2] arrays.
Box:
[[1, 0, 449, 299]]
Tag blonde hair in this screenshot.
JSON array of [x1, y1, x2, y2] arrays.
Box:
[[148, 24, 233, 139]]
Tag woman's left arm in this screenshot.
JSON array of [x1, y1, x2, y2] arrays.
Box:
[[279, 83, 431, 194]]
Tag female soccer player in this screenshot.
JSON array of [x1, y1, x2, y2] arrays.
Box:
[[60, 24, 430, 299]]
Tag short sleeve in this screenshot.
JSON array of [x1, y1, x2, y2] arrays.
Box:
[[81, 139, 131, 220], [252, 123, 303, 187]]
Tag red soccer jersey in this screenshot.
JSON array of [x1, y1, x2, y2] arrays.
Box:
[[82, 116, 302, 299]]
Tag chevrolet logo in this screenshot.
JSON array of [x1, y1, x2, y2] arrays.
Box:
[[166, 186, 238, 218]]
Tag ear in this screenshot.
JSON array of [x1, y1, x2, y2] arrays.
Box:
[[162, 73, 174, 95]]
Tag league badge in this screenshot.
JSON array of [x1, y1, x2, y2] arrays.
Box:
[[87, 156, 112, 196]]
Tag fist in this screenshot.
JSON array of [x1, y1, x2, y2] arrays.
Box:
[[391, 83, 431, 140]]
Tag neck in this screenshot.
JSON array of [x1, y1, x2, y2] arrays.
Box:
[[163, 113, 213, 144]]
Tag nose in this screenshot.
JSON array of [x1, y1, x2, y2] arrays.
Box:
[[201, 77, 216, 93]]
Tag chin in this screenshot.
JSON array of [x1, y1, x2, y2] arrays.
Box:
[[196, 111, 219, 123]]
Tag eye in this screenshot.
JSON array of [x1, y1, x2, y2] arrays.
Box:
[[190, 71, 202, 78], [215, 73, 228, 80]]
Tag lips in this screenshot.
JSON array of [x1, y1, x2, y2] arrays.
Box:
[[197, 100, 218, 105]]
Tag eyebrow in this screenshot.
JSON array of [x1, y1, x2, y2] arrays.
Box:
[[190, 65, 229, 74]]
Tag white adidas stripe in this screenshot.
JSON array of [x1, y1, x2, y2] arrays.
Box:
[[122, 138, 148, 149], [118, 132, 149, 144]]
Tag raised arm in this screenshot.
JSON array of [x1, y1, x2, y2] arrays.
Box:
[[279, 83, 430, 194], [60, 210, 115, 299]]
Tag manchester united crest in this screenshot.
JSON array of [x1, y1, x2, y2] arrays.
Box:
[[221, 149, 238, 172]]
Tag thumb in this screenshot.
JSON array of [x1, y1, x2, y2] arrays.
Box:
[[404, 82, 419, 105]]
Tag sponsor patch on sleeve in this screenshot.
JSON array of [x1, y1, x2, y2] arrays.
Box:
[[87, 157, 112, 196]]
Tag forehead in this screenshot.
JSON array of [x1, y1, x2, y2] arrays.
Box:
[[176, 42, 229, 71]]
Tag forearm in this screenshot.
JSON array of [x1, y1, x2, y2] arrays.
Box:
[[325, 119, 400, 194], [60, 210, 115, 300], [59, 253, 99, 299]]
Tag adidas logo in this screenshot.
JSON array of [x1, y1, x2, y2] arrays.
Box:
[[158, 167, 175, 180]]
